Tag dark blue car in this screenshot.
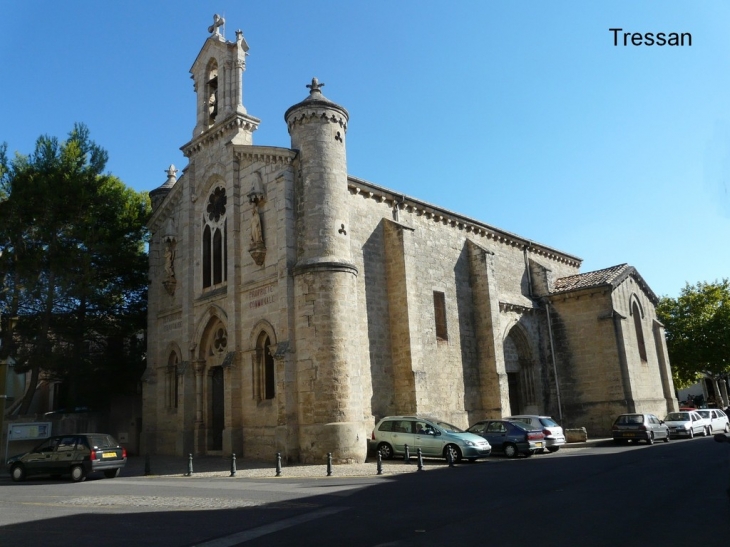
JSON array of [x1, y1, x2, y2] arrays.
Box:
[[466, 419, 545, 458]]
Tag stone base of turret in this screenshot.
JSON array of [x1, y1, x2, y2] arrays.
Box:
[[298, 421, 368, 464]]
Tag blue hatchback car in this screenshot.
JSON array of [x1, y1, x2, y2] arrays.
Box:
[[466, 419, 545, 458]]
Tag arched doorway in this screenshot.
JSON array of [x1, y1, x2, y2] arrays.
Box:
[[199, 319, 228, 453], [503, 325, 537, 416]]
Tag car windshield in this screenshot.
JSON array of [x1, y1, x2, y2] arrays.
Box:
[[696, 411, 710, 418], [539, 417, 559, 427], [666, 412, 690, 421], [435, 421, 464, 433]]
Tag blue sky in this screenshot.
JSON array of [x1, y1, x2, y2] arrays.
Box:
[[1, 1, 728, 298]]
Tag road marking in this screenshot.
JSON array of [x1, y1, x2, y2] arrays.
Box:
[[192, 507, 347, 546]]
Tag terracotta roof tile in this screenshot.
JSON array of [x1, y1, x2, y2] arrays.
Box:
[[552, 263, 630, 293]]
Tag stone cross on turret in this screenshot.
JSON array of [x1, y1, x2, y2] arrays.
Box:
[[208, 14, 225, 37], [306, 78, 324, 95]]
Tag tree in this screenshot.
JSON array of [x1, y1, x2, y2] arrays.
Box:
[[0, 125, 150, 415], [657, 280, 730, 390]]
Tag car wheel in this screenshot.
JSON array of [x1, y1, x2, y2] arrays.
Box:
[[725, 423, 729, 433], [547, 446, 560, 453], [104, 468, 121, 479], [688, 428, 694, 439], [377, 443, 394, 460], [704, 426, 711, 437], [70, 465, 86, 483], [443, 444, 462, 463], [647, 432, 654, 445], [503, 443, 519, 458], [663, 431, 670, 442], [10, 464, 26, 482]]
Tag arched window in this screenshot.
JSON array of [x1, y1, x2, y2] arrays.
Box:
[[202, 187, 227, 289], [166, 352, 179, 409], [256, 332, 275, 400], [206, 59, 219, 125], [632, 301, 648, 362]]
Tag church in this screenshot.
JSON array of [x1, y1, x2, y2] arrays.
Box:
[[142, 16, 677, 463]]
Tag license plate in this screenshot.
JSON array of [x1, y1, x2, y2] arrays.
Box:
[[101, 452, 118, 459], [624, 433, 635, 437], [535, 442, 543, 448]]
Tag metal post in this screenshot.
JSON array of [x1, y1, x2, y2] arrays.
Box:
[[327, 452, 333, 476], [230, 453, 236, 477], [186, 453, 193, 476], [144, 453, 151, 476], [417, 448, 424, 471], [276, 452, 282, 477], [404, 444, 410, 464], [376, 451, 383, 475]]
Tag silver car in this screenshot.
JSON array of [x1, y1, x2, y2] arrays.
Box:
[[665, 411, 711, 438], [694, 409, 730, 434], [507, 415, 566, 453], [369, 416, 491, 463]]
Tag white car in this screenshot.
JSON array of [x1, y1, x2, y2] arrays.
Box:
[[694, 408, 730, 434], [507, 415, 566, 453], [664, 411, 710, 438]]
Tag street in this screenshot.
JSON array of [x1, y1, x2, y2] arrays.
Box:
[[1, 437, 729, 547]]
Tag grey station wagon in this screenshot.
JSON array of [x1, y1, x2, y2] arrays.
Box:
[[7, 433, 127, 482], [370, 416, 491, 462]]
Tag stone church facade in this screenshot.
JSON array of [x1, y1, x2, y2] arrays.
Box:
[[141, 18, 677, 463]]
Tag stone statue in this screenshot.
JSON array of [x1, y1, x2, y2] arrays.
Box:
[[164, 238, 176, 278], [250, 206, 263, 246]]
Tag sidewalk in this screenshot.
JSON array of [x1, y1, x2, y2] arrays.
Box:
[[561, 438, 614, 449]]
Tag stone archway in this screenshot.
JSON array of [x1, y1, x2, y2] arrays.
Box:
[[196, 317, 228, 453], [503, 324, 537, 416]]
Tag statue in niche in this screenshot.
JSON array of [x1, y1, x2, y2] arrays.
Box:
[[250, 206, 263, 246], [248, 205, 266, 266], [162, 237, 177, 295]]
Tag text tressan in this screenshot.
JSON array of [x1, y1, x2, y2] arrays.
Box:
[[609, 28, 692, 47]]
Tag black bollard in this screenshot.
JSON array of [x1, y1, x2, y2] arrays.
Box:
[[144, 453, 151, 476], [186, 453, 194, 476], [404, 444, 410, 464], [417, 448, 424, 471], [327, 452, 333, 476], [376, 451, 383, 475], [276, 452, 282, 477], [230, 453, 237, 477], [447, 447, 455, 468]]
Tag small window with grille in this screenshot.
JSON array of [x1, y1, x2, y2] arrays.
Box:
[[433, 291, 448, 341]]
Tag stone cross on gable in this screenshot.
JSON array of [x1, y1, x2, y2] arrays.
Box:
[[306, 78, 325, 94], [208, 14, 225, 36]]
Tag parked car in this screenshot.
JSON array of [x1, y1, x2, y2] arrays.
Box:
[[692, 409, 729, 434], [664, 411, 710, 438], [7, 433, 127, 483], [612, 413, 670, 444], [466, 419, 545, 458], [507, 415, 566, 453], [370, 416, 491, 463]]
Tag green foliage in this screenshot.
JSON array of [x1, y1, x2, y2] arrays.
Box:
[[0, 124, 150, 412], [657, 280, 730, 389]]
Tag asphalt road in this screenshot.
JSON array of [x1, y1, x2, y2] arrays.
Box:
[[1, 437, 729, 547]]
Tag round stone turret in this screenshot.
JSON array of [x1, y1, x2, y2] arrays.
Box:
[[285, 79, 366, 464], [149, 165, 178, 210], [285, 78, 353, 270]]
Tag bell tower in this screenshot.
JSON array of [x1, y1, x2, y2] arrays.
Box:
[[189, 14, 260, 143]]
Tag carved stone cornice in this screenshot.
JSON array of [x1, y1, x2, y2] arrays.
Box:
[[347, 176, 582, 268], [499, 302, 539, 315], [233, 145, 296, 166], [285, 108, 348, 133], [181, 112, 261, 158]]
